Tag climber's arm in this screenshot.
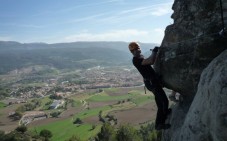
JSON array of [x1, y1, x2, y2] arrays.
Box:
[[141, 52, 157, 65], [142, 47, 159, 65]]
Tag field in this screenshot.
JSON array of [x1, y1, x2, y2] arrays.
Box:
[[0, 102, 23, 132], [0, 102, 6, 109], [0, 87, 158, 141]]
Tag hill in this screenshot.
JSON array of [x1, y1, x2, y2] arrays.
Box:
[[0, 41, 157, 74]]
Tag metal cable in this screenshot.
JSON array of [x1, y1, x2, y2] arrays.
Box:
[[219, 0, 225, 31]]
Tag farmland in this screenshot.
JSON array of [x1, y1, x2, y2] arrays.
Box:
[[0, 87, 157, 141]]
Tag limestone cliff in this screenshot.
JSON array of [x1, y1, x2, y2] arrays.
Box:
[[177, 50, 227, 141], [154, 0, 227, 140]]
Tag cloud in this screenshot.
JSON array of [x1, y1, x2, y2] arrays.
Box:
[[41, 1, 172, 27], [150, 4, 173, 16], [0, 36, 11, 41], [154, 28, 165, 35], [64, 29, 147, 41], [92, 2, 173, 26], [10, 29, 165, 44], [64, 13, 107, 24], [61, 29, 163, 44], [0, 23, 43, 28], [152, 28, 165, 43], [33, 0, 125, 17], [28, 1, 173, 29], [119, 2, 173, 16]]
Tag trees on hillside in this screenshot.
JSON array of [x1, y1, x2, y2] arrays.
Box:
[[40, 129, 53, 141], [73, 118, 83, 124], [95, 123, 161, 141], [116, 124, 142, 141], [0, 125, 45, 141], [95, 123, 116, 141], [66, 135, 83, 141], [15, 125, 27, 133]]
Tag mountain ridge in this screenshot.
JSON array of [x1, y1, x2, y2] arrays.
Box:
[[0, 41, 158, 74]]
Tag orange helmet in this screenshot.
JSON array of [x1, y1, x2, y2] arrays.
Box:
[[128, 42, 140, 52]]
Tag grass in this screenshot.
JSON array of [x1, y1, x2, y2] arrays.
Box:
[[103, 87, 119, 93], [87, 92, 137, 102], [31, 106, 111, 141], [39, 96, 52, 110], [103, 102, 136, 115], [33, 121, 101, 141], [128, 90, 146, 95], [74, 106, 111, 119], [0, 102, 6, 109], [71, 99, 81, 107], [71, 93, 91, 101], [21, 82, 47, 88], [28, 87, 155, 141], [132, 95, 154, 105]]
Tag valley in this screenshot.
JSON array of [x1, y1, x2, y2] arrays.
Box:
[[0, 65, 160, 140]]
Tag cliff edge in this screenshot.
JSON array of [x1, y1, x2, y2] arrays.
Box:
[[154, 0, 227, 140]]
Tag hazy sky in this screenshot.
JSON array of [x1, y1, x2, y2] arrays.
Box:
[[0, 0, 174, 44]]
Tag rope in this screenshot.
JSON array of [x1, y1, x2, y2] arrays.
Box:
[[219, 0, 225, 31]]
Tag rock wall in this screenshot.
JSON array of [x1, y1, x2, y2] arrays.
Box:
[[178, 49, 227, 141], [155, 0, 226, 101], [153, 0, 227, 140]]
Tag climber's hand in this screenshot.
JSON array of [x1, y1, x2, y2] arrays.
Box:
[[152, 46, 159, 53]]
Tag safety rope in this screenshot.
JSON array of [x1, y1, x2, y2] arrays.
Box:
[[219, 0, 225, 31]]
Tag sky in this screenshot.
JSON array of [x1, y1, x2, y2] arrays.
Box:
[[0, 0, 174, 44]]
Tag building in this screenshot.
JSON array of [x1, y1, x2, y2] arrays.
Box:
[[49, 100, 65, 109]]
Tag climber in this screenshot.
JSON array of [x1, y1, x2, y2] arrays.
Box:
[[128, 42, 171, 130]]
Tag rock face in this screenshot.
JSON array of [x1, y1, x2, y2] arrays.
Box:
[[155, 0, 226, 101], [178, 49, 227, 141], [164, 50, 227, 141], [153, 0, 227, 140]]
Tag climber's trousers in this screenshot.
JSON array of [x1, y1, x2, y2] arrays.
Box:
[[144, 79, 169, 125]]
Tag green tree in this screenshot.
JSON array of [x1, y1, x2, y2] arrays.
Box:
[[15, 125, 27, 133], [31, 99, 41, 107], [116, 124, 142, 141], [0, 130, 5, 141], [139, 123, 162, 141], [16, 105, 26, 113], [50, 111, 61, 118], [3, 131, 30, 141], [9, 111, 22, 120], [24, 103, 35, 111], [91, 124, 96, 130], [95, 123, 116, 141], [99, 110, 103, 118], [40, 129, 52, 141], [66, 135, 82, 141], [73, 118, 83, 124]]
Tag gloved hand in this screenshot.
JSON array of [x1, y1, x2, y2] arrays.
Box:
[[152, 46, 159, 53]]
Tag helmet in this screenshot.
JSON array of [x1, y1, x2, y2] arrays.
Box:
[[128, 42, 140, 52]]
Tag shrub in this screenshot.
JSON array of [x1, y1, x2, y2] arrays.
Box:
[[15, 125, 27, 133], [73, 118, 83, 124], [40, 129, 52, 141]]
